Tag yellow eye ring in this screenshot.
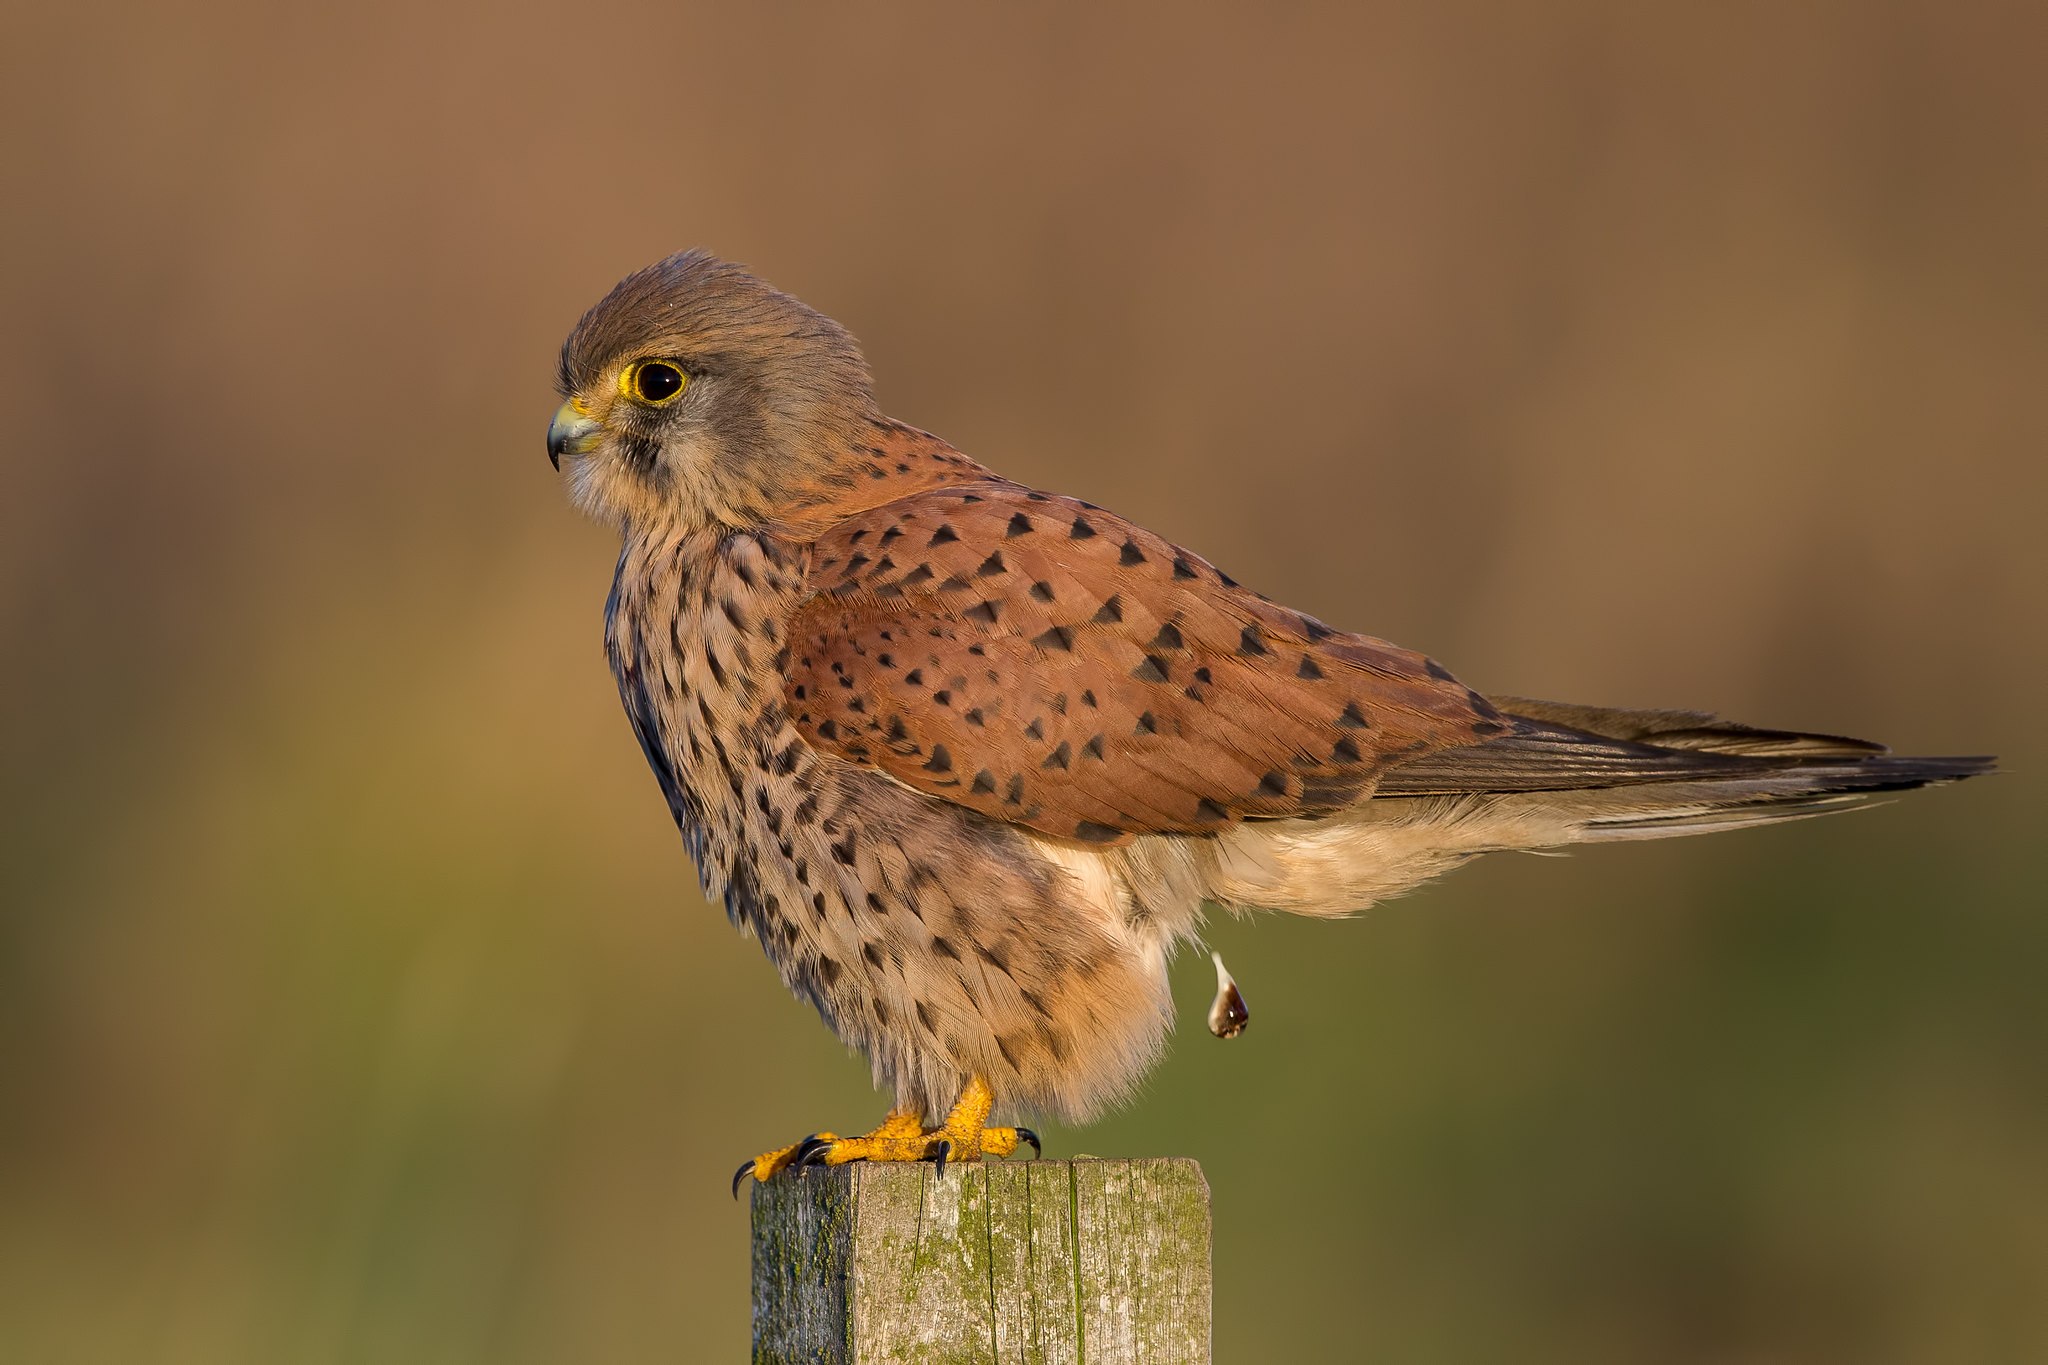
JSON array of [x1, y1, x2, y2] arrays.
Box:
[[621, 359, 687, 406]]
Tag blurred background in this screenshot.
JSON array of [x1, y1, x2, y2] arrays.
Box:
[[3, 2, 2043, 1361]]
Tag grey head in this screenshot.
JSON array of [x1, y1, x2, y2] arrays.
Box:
[[548, 250, 876, 532]]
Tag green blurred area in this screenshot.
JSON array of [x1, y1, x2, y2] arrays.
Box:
[[2, 3, 2044, 1361]]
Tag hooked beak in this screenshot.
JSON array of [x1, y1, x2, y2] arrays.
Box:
[[546, 400, 600, 470]]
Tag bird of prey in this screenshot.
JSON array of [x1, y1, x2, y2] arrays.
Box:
[[546, 250, 1991, 1192]]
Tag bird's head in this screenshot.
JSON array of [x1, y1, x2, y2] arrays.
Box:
[[548, 250, 876, 532]]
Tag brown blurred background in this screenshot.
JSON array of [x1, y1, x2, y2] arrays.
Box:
[[3, 3, 2044, 1361]]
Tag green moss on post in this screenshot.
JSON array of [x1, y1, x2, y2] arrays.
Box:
[[751, 1159, 1212, 1364]]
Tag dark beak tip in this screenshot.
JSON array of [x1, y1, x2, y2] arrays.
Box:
[[547, 402, 597, 471]]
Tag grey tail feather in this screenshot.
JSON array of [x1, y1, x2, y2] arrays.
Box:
[[1547, 755, 1996, 842], [1374, 694, 1993, 840]]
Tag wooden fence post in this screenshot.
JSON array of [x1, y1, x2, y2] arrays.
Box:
[[751, 1158, 1212, 1364]]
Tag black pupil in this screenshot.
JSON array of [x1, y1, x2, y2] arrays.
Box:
[[637, 363, 682, 401]]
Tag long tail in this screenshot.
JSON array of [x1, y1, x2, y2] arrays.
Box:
[[1378, 696, 1993, 841], [1191, 697, 1991, 918]]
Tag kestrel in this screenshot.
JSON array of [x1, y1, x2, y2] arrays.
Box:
[[546, 251, 1992, 1192]]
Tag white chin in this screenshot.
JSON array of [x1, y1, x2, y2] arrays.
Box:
[[564, 457, 632, 528]]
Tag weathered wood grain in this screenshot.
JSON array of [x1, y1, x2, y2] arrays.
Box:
[[751, 1158, 1211, 1364]]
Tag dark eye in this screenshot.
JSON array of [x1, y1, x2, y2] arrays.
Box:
[[626, 360, 686, 405]]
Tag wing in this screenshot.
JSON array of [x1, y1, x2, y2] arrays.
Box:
[[780, 479, 1504, 844], [1370, 697, 1902, 795]]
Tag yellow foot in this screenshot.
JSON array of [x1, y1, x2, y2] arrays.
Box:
[[731, 1077, 1040, 1197], [731, 1110, 920, 1197]]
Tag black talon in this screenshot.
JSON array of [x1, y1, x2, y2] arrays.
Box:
[[731, 1160, 755, 1199], [929, 1138, 951, 1175], [793, 1134, 835, 1167], [1016, 1127, 1041, 1159]]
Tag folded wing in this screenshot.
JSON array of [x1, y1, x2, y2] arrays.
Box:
[[782, 480, 1501, 843]]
